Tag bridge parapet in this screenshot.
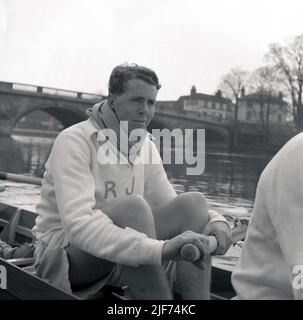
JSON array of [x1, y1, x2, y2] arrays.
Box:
[[155, 106, 234, 126], [0, 81, 104, 101]]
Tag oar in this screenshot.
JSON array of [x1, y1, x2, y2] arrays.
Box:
[[181, 224, 247, 262], [181, 235, 218, 261], [0, 171, 42, 186]]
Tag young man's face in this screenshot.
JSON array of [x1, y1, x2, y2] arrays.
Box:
[[109, 78, 158, 133]]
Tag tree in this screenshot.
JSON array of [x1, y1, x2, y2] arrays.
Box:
[[266, 34, 303, 130], [218, 67, 248, 146], [247, 66, 287, 143]]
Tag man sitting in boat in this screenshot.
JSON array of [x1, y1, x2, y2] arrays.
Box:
[[232, 133, 303, 299], [32, 63, 231, 300]]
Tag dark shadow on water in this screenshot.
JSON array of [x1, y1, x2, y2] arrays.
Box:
[[164, 143, 275, 202], [0, 135, 54, 177]]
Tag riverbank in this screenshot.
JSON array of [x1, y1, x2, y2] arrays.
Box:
[[12, 128, 60, 138], [206, 142, 281, 156]]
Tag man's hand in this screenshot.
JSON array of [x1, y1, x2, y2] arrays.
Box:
[[162, 231, 209, 269], [203, 221, 232, 255]]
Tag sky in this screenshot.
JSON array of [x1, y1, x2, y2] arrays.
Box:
[[0, 0, 303, 100]]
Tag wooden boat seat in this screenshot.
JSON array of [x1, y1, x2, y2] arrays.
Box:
[[6, 257, 36, 267], [0, 203, 36, 244], [0, 206, 35, 268]]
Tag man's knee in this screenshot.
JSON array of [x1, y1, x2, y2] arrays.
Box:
[[111, 195, 156, 236], [175, 192, 209, 232]]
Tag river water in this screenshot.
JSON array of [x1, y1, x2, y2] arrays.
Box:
[[0, 134, 274, 209]]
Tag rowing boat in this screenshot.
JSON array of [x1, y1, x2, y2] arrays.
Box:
[[0, 175, 250, 300], [0, 200, 245, 300]]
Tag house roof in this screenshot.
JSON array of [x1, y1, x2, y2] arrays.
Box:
[[157, 100, 175, 105], [177, 93, 232, 104], [240, 93, 289, 113], [240, 93, 286, 105]]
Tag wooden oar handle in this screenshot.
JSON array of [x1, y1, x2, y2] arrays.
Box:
[[181, 235, 218, 262], [180, 225, 248, 262], [0, 171, 42, 186]]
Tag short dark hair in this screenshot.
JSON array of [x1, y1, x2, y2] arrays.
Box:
[[108, 63, 161, 95]]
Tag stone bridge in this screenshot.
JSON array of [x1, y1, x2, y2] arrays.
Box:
[[0, 81, 233, 144]]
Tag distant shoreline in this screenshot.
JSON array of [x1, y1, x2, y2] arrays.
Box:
[[206, 142, 280, 155]]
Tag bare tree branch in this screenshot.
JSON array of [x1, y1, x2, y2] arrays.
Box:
[[218, 67, 248, 146], [265, 34, 303, 130]]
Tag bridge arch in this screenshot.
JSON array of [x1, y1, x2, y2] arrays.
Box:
[[148, 119, 167, 131], [12, 104, 87, 130], [149, 118, 230, 145], [203, 127, 230, 144]]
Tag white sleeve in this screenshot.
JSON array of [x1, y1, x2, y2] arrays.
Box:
[[268, 143, 303, 299], [49, 131, 164, 267]]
